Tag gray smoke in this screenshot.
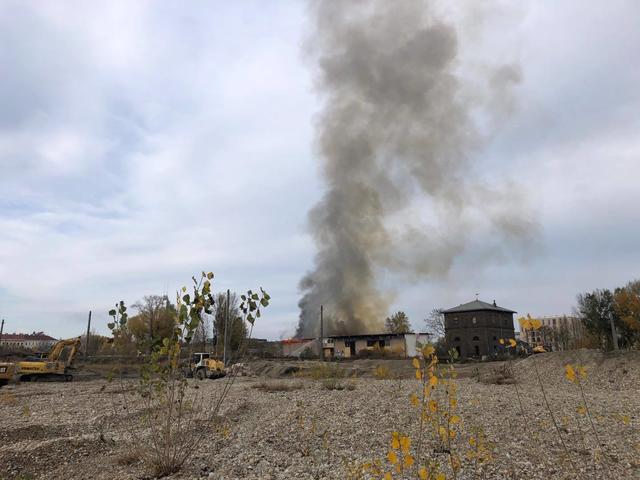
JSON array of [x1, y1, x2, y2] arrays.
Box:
[[297, 1, 536, 337]]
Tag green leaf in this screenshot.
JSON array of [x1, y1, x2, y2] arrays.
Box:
[[247, 313, 255, 325], [108, 309, 116, 317], [251, 293, 259, 300], [260, 298, 269, 307], [182, 286, 187, 293], [256, 310, 261, 318], [207, 272, 214, 280], [183, 294, 191, 304], [264, 293, 271, 301], [241, 295, 246, 301], [107, 322, 115, 330]]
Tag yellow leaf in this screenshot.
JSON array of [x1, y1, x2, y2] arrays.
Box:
[[412, 358, 421, 369], [415, 369, 423, 380], [499, 338, 505, 345], [436, 473, 446, 480], [450, 415, 461, 425], [400, 436, 411, 453], [518, 317, 531, 330], [387, 450, 398, 464], [449, 429, 457, 439], [422, 345, 435, 357], [469, 437, 476, 447], [533, 345, 546, 353], [419, 467, 428, 480], [565, 365, 576, 383], [578, 366, 587, 378], [621, 415, 631, 425], [429, 375, 438, 388], [391, 437, 400, 450], [439, 425, 447, 439], [410, 393, 419, 407], [391, 431, 400, 449], [384, 473, 392, 480], [404, 454, 414, 467], [429, 399, 438, 412], [508, 338, 517, 348], [577, 406, 587, 415], [530, 319, 542, 330], [449, 398, 457, 409]]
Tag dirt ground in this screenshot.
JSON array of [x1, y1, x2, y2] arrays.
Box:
[[1, 350, 639, 480]]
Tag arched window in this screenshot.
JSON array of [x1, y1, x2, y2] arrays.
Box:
[[472, 336, 480, 341]]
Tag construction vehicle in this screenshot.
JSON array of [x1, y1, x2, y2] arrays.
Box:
[[188, 352, 225, 380], [0, 362, 15, 387], [15, 337, 82, 382]]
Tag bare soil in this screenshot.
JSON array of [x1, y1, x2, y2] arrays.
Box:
[[1, 350, 638, 480]]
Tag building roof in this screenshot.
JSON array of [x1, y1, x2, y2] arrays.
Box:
[[442, 299, 516, 314], [1, 332, 57, 341], [327, 332, 431, 340]]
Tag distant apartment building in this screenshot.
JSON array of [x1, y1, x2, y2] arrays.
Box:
[[520, 316, 586, 351], [0, 332, 58, 351]]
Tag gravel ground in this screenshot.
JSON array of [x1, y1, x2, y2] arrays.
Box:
[[1, 351, 639, 480]]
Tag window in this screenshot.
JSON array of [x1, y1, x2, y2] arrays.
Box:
[[472, 317, 477, 324], [454, 337, 461, 342], [472, 336, 480, 341]]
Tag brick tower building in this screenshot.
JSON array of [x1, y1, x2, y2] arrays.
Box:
[[443, 299, 516, 358]]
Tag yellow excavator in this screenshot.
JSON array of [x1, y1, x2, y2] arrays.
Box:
[[0, 362, 15, 387], [14, 337, 82, 382]]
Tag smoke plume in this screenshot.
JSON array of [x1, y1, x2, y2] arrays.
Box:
[[297, 1, 536, 337]]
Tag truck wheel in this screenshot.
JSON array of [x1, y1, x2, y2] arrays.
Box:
[[196, 369, 206, 380]]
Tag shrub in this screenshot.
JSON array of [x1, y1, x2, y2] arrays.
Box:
[[106, 271, 271, 477], [322, 377, 355, 391]]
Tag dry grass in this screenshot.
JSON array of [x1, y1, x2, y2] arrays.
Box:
[[114, 448, 143, 466], [322, 378, 356, 391], [252, 380, 304, 392]]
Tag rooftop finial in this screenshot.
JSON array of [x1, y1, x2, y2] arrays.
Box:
[[475, 292, 479, 300]]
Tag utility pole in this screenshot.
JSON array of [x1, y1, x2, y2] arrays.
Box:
[[223, 289, 230, 366], [319, 305, 324, 361], [84, 311, 92, 361], [609, 310, 619, 351], [0, 318, 4, 352]]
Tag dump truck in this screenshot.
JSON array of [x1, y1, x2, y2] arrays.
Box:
[[189, 352, 225, 380], [15, 337, 82, 382]]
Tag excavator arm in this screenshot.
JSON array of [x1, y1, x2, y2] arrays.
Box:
[[47, 337, 82, 366]]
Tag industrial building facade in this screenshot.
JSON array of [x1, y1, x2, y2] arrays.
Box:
[[444, 299, 516, 358], [281, 332, 431, 359]]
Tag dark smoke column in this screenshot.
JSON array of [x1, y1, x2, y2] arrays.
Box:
[[297, 1, 531, 337]]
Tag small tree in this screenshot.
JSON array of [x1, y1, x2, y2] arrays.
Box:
[[614, 280, 640, 346], [385, 311, 413, 334], [424, 308, 445, 338], [129, 295, 177, 352], [107, 271, 270, 477], [576, 289, 622, 349]]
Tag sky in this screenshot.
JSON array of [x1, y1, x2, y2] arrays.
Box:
[[1, 1, 639, 340]]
